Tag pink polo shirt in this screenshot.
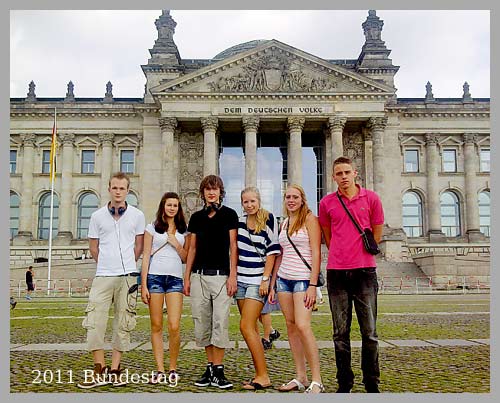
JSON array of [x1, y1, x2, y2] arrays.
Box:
[[319, 185, 384, 270]]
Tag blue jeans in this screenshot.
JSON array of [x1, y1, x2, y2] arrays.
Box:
[[147, 274, 183, 294], [327, 268, 379, 389], [276, 277, 310, 293]]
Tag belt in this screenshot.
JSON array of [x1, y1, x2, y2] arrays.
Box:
[[118, 272, 140, 277], [192, 268, 228, 276]]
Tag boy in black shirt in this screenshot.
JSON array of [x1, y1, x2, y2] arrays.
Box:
[[184, 175, 238, 389]]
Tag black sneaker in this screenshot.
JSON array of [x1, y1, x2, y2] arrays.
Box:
[[194, 363, 213, 387], [336, 385, 352, 393], [210, 365, 233, 389], [262, 338, 273, 350], [269, 329, 280, 342], [365, 384, 380, 393]]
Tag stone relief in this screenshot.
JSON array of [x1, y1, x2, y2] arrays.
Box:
[[207, 51, 337, 93], [343, 131, 365, 187], [179, 132, 204, 218]]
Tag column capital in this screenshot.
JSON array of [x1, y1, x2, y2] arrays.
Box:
[[367, 116, 388, 131], [159, 117, 178, 132], [98, 133, 115, 146], [59, 132, 75, 145], [424, 133, 439, 146], [20, 133, 37, 146], [463, 132, 478, 145], [327, 116, 347, 131], [287, 116, 305, 132], [201, 117, 218, 132], [242, 116, 260, 132]]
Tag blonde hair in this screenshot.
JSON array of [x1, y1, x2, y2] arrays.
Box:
[[241, 186, 270, 233], [283, 184, 311, 235]]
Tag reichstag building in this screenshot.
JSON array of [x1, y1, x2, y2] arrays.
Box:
[[10, 10, 490, 283]]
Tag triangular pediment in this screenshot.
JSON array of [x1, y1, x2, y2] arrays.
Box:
[[151, 40, 394, 96]]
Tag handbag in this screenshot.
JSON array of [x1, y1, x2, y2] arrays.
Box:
[[285, 219, 325, 287], [336, 192, 380, 255]]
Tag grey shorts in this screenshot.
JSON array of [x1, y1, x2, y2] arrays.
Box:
[[190, 273, 232, 348], [235, 281, 266, 304]]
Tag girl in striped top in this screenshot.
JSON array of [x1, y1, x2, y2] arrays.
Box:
[[236, 187, 280, 390], [269, 184, 323, 393]]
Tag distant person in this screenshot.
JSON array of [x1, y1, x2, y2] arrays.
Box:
[[141, 192, 189, 387], [319, 156, 384, 393], [10, 296, 17, 310], [269, 185, 323, 393], [25, 266, 34, 300], [259, 302, 281, 350], [77, 172, 145, 389], [183, 175, 238, 389], [236, 187, 280, 390]]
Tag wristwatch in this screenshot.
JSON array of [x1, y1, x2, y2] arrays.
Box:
[[262, 275, 270, 282]]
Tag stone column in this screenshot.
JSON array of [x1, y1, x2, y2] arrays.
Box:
[[242, 116, 259, 187], [327, 116, 346, 191], [425, 133, 446, 241], [99, 133, 114, 205], [463, 133, 484, 242], [201, 117, 218, 177], [14, 133, 36, 244], [368, 116, 387, 196], [159, 117, 178, 192], [287, 117, 305, 186], [56, 132, 75, 243], [363, 129, 374, 190]]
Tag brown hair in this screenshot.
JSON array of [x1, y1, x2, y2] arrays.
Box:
[[108, 172, 130, 189], [241, 186, 270, 233], [283, 184, 311, 235], [333, 156, 354, 169], [199, 175, 226, 203], [154, 192, 187, 234]]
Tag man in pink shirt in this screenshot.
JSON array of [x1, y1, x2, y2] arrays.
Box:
[[319, 156, 384, 393]]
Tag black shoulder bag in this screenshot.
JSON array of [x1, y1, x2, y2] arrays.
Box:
[[285, 219, 325, 287], [337, 192, 380, 255]]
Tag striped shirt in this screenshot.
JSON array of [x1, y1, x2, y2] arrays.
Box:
[[277, 218, 313, 281], [237, 213, 280, 285]]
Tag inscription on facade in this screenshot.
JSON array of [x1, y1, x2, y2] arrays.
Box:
[[215, 105, 333, 115]]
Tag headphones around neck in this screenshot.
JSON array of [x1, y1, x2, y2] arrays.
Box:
[[204, 202, 221, 213], [108, 201, 128, 216]]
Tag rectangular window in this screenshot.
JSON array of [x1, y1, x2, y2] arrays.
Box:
[[404, 149, 419, 172], [120, 150, 135, 173], [81, 150, 95, 174], [10, 150, 17, 174], [442, 149, 457, 172], [480, 149, 490, 172], [42, 150, 51, 174]]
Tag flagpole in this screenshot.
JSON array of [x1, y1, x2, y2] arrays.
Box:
[[47, 107, 57, 296]]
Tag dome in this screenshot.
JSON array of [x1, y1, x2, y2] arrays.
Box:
[[213, 39, 269, 61]]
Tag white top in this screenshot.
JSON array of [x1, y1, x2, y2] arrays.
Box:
[[145, 223, 186, 278], [88, 205, 145, 276]]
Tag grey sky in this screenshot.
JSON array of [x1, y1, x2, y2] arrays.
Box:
[[10, 9, 490, 99]]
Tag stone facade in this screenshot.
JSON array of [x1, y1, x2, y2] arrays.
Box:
[[9, 10, 490, 279]]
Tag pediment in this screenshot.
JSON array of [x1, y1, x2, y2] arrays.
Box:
[[75, 136, 100, 148], [151, 40, 394, 96]]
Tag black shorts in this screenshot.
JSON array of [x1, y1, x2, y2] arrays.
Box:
[[27, 282, 34, 291]]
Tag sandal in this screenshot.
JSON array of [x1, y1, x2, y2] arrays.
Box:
[[278, 378, 306, 392], [242, 379, 272, 390], [305, 381, 325, 393], [168, 370, 179, 387]]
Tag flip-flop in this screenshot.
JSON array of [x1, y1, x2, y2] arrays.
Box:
[[242, 379, 272, 390], [278, 378, 306, 392]]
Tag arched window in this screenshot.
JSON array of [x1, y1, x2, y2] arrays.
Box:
[[77, 192, 99, 239], [10, 192, 20, 239], [478, 191, 490, 237], [38, 192, 59, 239], [440, 191, 461, 237], [402, 191, 423, 237], [126, 192, 138, 208]]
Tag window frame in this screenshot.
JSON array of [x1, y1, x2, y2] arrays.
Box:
[[440, 191, 461, 237], [37, 192, 59, 239], [77, 192, 99, 239], [10, 150, 17, 174], [120, 150, 135, 174], [402, 191, 424, 238], [81, 150, 96, 174], [479, 148, 490, 173], [41, 149, 51, 174], [404, 149, 419, 173]]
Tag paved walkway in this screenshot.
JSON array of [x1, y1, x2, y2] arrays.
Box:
[[10, 338, 490, 351]]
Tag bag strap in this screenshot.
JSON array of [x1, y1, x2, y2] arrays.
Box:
[[337, 191, 364, 235], [285, 219, 312, 271], [150, 239, 169, 257], [246, 217, 266, 263]]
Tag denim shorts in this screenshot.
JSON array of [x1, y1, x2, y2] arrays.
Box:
[[276, 276, 310, 294], [235, 281, 266, 303], [147, 274, 183, 294]]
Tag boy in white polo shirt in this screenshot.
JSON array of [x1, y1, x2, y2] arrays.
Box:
[[78, 172, 145, 389]]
